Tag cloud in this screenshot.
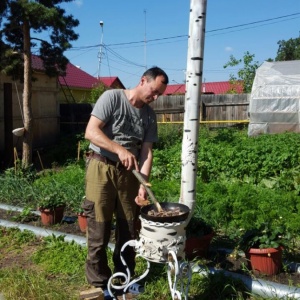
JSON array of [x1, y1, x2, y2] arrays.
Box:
[[225, 46, 233, 52], [74, 0, 83, 7]]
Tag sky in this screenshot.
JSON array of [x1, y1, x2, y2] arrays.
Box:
[[58, 0, 300, 88]]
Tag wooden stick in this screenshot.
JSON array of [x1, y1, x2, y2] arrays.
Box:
[[132, 170, 163, 212], [37, 150, 44, 170], [14, 147, 18, 173], [77, 141, 80, 161]]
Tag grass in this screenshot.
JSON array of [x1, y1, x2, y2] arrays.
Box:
[[0, 227, 296, 299]]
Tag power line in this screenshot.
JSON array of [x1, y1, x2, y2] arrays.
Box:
[[69, 12, 300, 50], [208, 12, 300, 33]]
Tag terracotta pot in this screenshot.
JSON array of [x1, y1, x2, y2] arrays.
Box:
[[77, 213, 87, 233], [185, 232, 214, 260], [39, 206, 65, 226], [246, 247, 283, 275]]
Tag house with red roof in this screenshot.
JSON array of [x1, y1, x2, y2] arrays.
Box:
[[0, 55, 125, 166], [32, 54, 125, 103], [163, 81, 243, 95], [58, 63, 125, 103], [31, 54, 125, 102]]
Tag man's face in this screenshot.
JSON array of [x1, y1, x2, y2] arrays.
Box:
[[140, 75, 167, 104]]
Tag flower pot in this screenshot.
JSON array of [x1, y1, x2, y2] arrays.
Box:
[[39, 206, 65, 226], [77, 212, 87, 233], [185, 232, 214, 260], [246, 247, 283, 275]]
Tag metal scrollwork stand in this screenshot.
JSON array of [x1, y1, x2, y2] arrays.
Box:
[[108, 239, 192, 300]]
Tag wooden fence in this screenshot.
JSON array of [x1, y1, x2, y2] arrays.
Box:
[[59, 94, 250, 133], [150, 94, 250, 127]]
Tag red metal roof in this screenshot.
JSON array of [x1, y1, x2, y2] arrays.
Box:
[[31, 55, 123, 89], [58, 62, 100, 89], [31, 55, 45, 71], [164, 81, 243, 95]]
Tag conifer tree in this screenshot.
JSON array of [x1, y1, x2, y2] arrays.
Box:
[[0, 0, 79, 167]]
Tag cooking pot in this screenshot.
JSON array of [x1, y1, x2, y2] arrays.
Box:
[[140, 202, 190, 223]]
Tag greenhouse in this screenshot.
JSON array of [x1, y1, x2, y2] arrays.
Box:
[[248, 60, 300, 136]]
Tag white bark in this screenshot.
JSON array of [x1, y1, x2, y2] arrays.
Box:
[[180, 0, 207, 216]]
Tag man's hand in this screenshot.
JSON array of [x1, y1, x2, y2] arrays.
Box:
[[135, 185, 149, 206], [135, 196, 150, 207], [117, 148, 139, 171]]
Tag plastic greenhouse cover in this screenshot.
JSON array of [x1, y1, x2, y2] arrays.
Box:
[[248, 60, 300, 136]]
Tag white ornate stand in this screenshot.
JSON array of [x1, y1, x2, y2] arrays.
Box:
[[108, 217, 192, 300]]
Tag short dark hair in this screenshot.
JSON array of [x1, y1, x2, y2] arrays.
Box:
[[143, 66, 169, 85]]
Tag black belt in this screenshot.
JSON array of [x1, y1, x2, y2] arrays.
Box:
[[88, 152, 119, 166]]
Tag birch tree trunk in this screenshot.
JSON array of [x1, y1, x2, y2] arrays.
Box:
[[22, 20, 33, 168], [179, 0, 207, 217]]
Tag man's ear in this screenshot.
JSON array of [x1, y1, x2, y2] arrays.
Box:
[[140, 76, 147, 86]]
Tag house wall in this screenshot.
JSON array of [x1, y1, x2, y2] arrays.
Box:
[[58, 87, 92, 103], [0, 72, 59, 166]]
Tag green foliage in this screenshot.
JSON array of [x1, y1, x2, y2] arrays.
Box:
[[33, 163, 85, 210], [151, 179, 180, 202], [39, 133, 86, 167], [152, 144, 182, 180], [11, 205, 38, 223], [0, 0, 79, 80], [185, 216, 213, 238], [37, 189, 67, 210], [87, 82, 109, 103], [223, 51, 260, 93], [0, 227, 36, 247], [0, 229, 85, 300], [191, 272, 248, 299], [77, 133, 90, 153], [239, 221, 288, 251], [275, 37, 300, 61], [0, 172, 36, 206], [0, 268, 78, 300], [155, 123, 183, 150], [4, 163, 37, 182], [32, 234, 86, 276], [196, 180, 299, 250], [197, 128, 300, 185]]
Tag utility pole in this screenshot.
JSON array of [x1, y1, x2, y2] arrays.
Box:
[[97, 21, 104, 79], [144, 9, 147, 70]]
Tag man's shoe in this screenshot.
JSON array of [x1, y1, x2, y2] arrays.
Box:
[[103, 289, 114, 300], [127, 283, 144, 295]]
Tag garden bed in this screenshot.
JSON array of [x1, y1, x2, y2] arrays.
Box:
[[1, 208, 300, 288]]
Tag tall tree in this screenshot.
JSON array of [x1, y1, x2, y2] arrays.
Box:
[[223, 51, 260, 93], [0, 0, 79, 168], [275, 37, 300, 61]]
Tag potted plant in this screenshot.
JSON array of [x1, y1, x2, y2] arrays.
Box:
[[69, 195, 87, 232], [37, 190, 67, 226], [238, 222, 288, 275], [75, 205, 87, 233], [184, 215, 214, 260]]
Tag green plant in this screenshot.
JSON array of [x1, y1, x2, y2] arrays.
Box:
[[11, 206, 39, 223], [37, 190, 67, 210], [238, 221, 289, 252], [72, 196, 86, 214], [186, 216, 213, 238]]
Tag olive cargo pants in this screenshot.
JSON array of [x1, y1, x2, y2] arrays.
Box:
[[83, 158, 140, 288]]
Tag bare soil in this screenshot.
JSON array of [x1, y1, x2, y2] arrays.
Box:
[[1, 208, 300, 288]]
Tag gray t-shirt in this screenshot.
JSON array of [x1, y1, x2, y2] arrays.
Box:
[[89, 89, 158, 162]]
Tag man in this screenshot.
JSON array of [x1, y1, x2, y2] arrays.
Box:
[[82, 66, 168, 299]]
